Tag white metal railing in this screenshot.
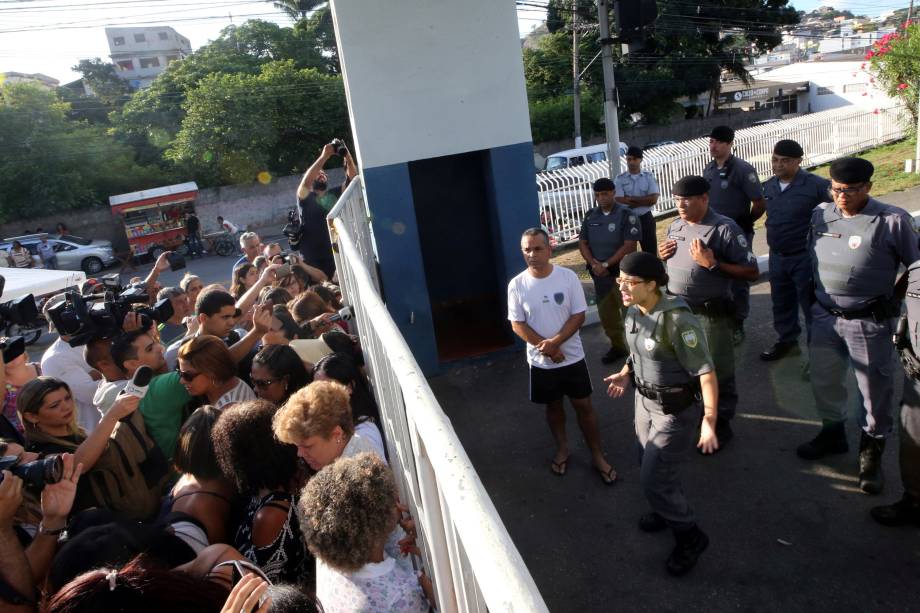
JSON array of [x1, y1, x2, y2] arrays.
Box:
[[536, 104, 908, 245], [327, 179, 549, 613]]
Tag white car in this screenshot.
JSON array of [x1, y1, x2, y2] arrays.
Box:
[[0, 234, 117, 274], [542, 142, 629, 172]]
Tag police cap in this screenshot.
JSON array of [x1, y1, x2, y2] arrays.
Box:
[[773, 139, 804, 158], [593, 177, 615, 192], [672, 175, 710, 197], [709, 125, 735, 143], [621, 251, 667, 285], [626, 145, 644, 159], [829, 157, 874, 184]]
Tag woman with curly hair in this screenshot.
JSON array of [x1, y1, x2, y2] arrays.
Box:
[[212, 399, 310, 586], [299, 453, 431, 612], [272, 380, 384, 472]]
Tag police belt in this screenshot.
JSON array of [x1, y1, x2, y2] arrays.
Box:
[[686, 297, 735, 319], [631, 374, 699, 415], [819, 296, 897, 322]]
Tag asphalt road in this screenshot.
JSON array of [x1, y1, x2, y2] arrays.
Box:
[[429, 189, 920, 613]]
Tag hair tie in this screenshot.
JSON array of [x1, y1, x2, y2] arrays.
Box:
[[106, 570, 117, 592]]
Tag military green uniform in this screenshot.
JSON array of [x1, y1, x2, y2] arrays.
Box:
[[626, 293, 715, 529]]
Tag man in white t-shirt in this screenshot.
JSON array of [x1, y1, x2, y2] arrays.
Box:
[[508, 228, 616, 485]]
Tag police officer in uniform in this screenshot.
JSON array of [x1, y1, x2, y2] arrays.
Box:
[[760, 139, 832, 361], [872, 259, 920, 525], [579, 177, 642, 364], [615, 145, 660, 254], [659, 176, 759, 450], [605, 251, 718, 576], [798, 157, 920, 495], [703, 126, 766, 343]]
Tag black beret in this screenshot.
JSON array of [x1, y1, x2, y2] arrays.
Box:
[[593, 177, 615, 192], [626, 145, 644, 158], [672, 175, 710, 197], [829, 157, 874, 184], [621, 251, 666, 283], [773, 139, 804, 158], [710, 125, 735, 143]]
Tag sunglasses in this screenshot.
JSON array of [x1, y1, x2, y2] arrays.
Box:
[[178, 369, 201, 382], [250, 377, 277, 388]]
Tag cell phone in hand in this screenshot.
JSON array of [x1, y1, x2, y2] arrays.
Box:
[[276, 263, 292, 277], [167, 252, 186, 272]]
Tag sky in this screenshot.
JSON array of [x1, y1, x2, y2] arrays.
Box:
[[0, 1, 912, 85]]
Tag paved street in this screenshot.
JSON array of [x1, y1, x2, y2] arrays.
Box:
[[429, 189, 920, 612]]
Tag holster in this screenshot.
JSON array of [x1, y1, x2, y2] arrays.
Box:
[[632, 374, 700, 415], [689, 298, 735, 320]]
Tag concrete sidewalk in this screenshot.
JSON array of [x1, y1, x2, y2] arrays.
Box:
[[428, 187, 920, 612]]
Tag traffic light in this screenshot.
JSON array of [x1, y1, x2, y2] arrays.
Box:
[[616, 0, 658, 43]]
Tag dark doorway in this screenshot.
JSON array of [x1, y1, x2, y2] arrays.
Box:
[[409, 151, 514, 362]]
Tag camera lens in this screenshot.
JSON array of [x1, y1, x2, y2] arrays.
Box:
[[13, 455, 64, 489]]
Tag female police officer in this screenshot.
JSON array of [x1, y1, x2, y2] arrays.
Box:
[[604, 251, 718, 576]]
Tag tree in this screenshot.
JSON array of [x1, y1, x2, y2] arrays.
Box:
[[867, 23, 920, 129], [0, 83, 165, 222], [72, 58, 132, 107], [165, 61, 349, 186], [523, 0, 799, 131], [269, 0, 325, 23]]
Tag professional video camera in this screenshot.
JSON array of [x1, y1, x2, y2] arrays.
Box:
[[0, 293, 39, 329], [46, 286, 174, 347], [0, 453, 63, 490]]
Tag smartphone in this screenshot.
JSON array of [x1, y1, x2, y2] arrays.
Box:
[[276, 263, 292, 278], [167, 252, 186, 272]]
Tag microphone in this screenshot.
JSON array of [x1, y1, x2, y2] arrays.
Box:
[[118, 365, 154, 401]]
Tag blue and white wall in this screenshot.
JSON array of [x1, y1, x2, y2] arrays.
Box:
[[330, 0, 538, 373]]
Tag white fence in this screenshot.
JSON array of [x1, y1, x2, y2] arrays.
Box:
[[327, 179, 549, 613], [536, 105, 908, 245]]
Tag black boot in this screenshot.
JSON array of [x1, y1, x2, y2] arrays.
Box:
[[858, 432, 885, 495], [666, 525, 709, 576], [796, 421, 848, 460], [870, 494, 920, 526]]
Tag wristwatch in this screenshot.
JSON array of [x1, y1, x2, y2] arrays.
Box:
[[707, 261, 720, 273], [38, 523, 66, 537]]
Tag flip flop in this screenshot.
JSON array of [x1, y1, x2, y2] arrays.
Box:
[[596, 466, 618, 486], [550, 457, 568, 476]]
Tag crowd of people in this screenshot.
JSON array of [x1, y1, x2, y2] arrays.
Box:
[[0, 143, 435, 612], [513, 126, 920, 577]]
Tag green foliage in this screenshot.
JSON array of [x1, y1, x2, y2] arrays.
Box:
[[165, 61, 348, 185], [867, 24, 920, 129], [0, 83, 166, 223], [524, 1, 799, 137], [72, 58, 132, 107]]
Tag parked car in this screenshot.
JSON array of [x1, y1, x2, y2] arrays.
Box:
[[0, 234, 117, 275], [644, 140, 678, 149], [542, 142, 629, 172]]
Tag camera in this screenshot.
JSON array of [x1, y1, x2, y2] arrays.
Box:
[[0, 454, 63, 490], [0, 336, 25, 364], [282, 210, 301, 250], [0, 294, 39, 328], [47, 288, 175, 347], [275, 263, 292, 278], [330, 138, 348, 157]]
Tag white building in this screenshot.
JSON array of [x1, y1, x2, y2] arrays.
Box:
[[105, 26, 191, 89], [0, 72, 59, 90]]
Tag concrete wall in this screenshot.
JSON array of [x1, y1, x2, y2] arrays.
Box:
[[0, 168, 345, 252]]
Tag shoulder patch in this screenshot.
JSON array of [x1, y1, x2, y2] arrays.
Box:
[[681, 329, 699, 348], [748, 172, 759, 183], [628, 215, 637, 224], [736, 234, 749, 248]]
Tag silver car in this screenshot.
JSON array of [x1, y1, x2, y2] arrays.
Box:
[[1, 234, 117, 275]]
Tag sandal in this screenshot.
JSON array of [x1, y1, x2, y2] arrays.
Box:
[[596, 465, 618, 486], [550, 457, 568, 476]]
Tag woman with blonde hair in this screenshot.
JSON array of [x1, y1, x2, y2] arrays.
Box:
[[177, 335, 255, 410]]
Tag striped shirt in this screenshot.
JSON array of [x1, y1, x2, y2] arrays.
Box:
[[214, 378, 256, 410]]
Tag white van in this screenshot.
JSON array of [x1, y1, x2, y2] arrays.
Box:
[[542, 142, 629, 172]]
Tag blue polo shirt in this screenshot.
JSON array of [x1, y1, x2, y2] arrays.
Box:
[[763, 170, 831, 253]]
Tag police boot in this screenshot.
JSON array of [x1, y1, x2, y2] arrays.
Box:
[[796, 421, 848, 460], [870, 494, 920, 527], [666, 525, 709, 577], [858, 432, 885, 495]]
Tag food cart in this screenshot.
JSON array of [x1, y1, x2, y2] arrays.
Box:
[[108, 182, 198, 258]]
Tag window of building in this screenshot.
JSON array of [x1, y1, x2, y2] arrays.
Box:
[[139, 57, 160, 69], [116, 60, 134, 71], [843, 83, 868, 94], [817, 86, 834, 95], [113, 36, 125, 46], [134, 33, 146, 43], [158, 31, 168, 40], [165, 55, 179, 65]]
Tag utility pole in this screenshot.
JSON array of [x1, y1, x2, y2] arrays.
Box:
[[573, 0, 582, 148], [597, 0, 621, 178], [908, 0, 914, 24]]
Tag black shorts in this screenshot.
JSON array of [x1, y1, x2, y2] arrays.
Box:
[[529, 359, 593, 404]]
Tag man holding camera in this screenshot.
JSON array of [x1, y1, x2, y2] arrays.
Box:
[[296, 140, 357, 279]]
